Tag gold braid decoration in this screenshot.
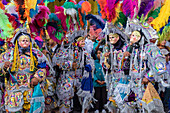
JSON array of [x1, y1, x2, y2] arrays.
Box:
[[11, 41, 19, 72], [30, 42, 34, 71]]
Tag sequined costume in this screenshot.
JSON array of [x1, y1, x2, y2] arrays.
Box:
[[0, 29, 54, 113]]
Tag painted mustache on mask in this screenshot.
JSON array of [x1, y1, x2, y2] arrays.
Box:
[[79, 43, 85, 46]]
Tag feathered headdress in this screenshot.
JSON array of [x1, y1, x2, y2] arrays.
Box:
[[151, 0, 170, 32], [158, 22, 170, 41], [81, 1, 91, 14], [29, 6, 50, 38], [5, 13, 21, 30], [2, 0, 8, 5], [0, 9, 13, 40], [122, 0, 138, 19], [138, 0, 154, 18], [15, 0, 27, 22], [97, 0, 107, 19], [147, 7, 161, 20], [63, 2, 77, 30], [46, 13, 64, 44], [115, 12, 127, 28], [153, 0, 165, 10], [0, 1, 4, 10], [55, 6, 67, 31], [5, 1, 17, 15], [125, 18, 158, 43], [86, 14, 105, 30], [34, 5, 50, 20], [105, 0, 120, 22]]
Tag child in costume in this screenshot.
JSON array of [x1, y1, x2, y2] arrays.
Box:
[[62, 30, 95, 113], [75, 35, 96, 113], [93, 47, 107, 113], [0, 28, 54, 113]]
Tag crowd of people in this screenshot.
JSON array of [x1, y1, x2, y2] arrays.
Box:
[[0, 0, 170, 113]]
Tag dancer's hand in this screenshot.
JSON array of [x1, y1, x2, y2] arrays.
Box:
[[72, 62, 77, 70], [42, 50, 49, 55], [4, 61, 10, 69], [104, 52, 110, 57], [123, 51, 130, 57], [101, 81, 105, 85], [31, 77, 39, 87], [142, 77, 149, 85]]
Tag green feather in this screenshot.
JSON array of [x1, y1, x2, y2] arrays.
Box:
[[147, 7, 161, 19], [63, 2, 76, 9], [115, 12, 127, 27], [66, 15, 70, 30], [0, 9, 13, 39]]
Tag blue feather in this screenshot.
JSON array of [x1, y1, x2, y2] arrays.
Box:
[[0, 40, 4, 46], [82, 13, 87, 28], [30, 6, 39, 18], [85, 14, 105, 29], [97, 2, 101, 16]]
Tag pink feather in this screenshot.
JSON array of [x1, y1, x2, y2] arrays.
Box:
[[37, 6, 50, 19], [122, 0, 134, 19], [106, 0, 117, 22], [47, 26, 59, 43], [35, 36, 43, 41], [55, 6, 67, 31], [133, 0, 138, 12]]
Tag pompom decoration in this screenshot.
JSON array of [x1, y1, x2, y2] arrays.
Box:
[[55, 6, 67, 31], [81, 1, 91, 14]]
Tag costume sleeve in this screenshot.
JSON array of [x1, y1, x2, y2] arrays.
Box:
[[0, 50, 13, 74], [33, 69, 47, 82], [33, 49, 55, 76]]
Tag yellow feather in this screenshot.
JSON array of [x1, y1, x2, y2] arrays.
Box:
[[151, 0, 170, 31], [24, 0, 37, 10]]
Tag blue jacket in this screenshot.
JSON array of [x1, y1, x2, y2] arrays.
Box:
[[93, 59, 106, 87]]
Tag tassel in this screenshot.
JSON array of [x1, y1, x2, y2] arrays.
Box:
[[26, 21, 30, 34], [11, 41, 18, 72], [45, 29, 50, 40], [30, 42, 34, 71], [134, 49, 138, 69], [113, 50, 117, 66], [17, 43, 20, 71], [110, 44, 113, 70]]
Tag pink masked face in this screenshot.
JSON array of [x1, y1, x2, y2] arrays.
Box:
[[130, 32, 141, 44], [109, 35, 119, 44], [78, 39, 85, 48], [18, 35, 30, 48]]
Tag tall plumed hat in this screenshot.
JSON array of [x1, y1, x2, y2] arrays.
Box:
[[11, 28, 31, 44], [125, 18, 159, 43]]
